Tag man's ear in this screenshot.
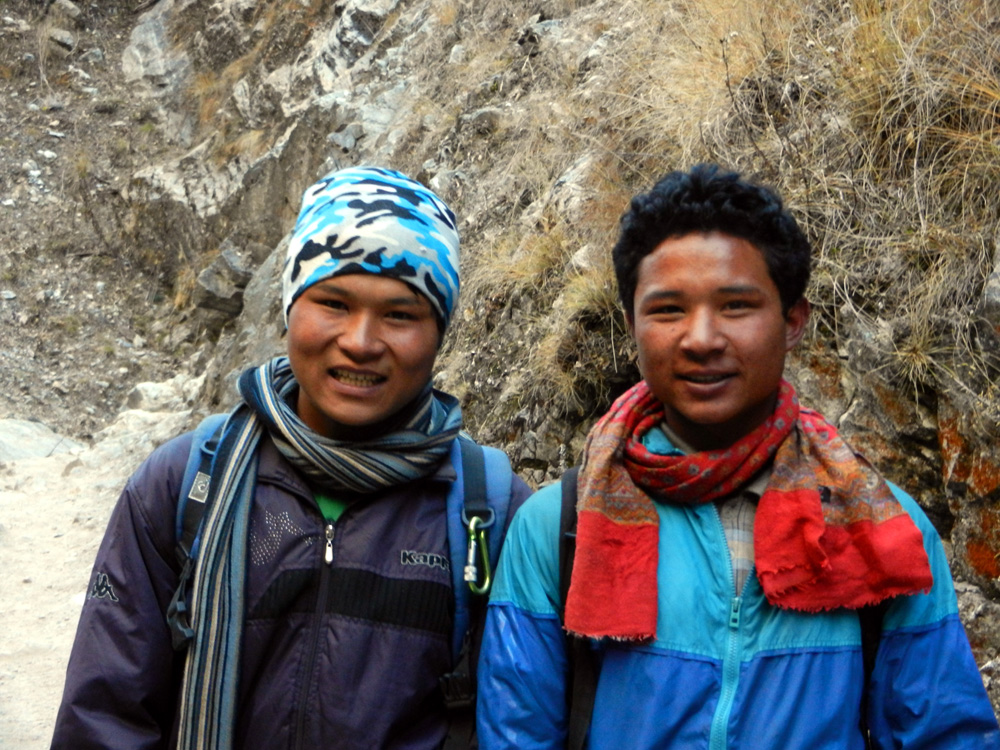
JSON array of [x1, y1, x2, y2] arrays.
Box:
[[784, 298, 810, 351]]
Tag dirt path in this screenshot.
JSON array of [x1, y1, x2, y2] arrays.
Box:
[[0, 409, 191, 748]]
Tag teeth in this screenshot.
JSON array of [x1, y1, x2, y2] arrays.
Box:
[[333, 370, 383, 387]]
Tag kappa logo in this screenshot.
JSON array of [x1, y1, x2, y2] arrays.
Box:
[[400, 550, 450, 572], [88, 572, 119, 602]]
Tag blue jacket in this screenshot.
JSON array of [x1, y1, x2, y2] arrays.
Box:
[[52, 430, 531, 750], [477, 428, 999, 749]]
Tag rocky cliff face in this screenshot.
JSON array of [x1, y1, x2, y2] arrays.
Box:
[[1, 0, 998, 743]]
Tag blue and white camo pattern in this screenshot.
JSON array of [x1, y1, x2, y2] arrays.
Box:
[[282, 166, 460, 328]]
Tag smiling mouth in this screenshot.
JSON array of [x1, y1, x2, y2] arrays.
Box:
[[332, 369, 386, 387], [680, 373, 733, 384]]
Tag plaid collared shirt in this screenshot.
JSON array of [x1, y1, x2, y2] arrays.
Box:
[[658, 423, 770, 596], [716, 468, 769, 595]]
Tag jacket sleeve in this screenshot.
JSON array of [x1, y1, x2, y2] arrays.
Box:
[[478, 483, 569, 750], [867, 485, 1000, 749], [50, 435, 191, 750]]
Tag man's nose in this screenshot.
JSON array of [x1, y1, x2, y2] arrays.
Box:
[[337, 313, 385, 358], [681, 308, 725, 355]]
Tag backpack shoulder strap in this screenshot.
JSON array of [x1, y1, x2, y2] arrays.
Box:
[[441, 435, 515, 749], [558, 467, 597, 750], [444, 436, 513, 658], [859, 599, 889, 750], [175, 413, 228, 559], [558, 466, 580, 620], [166, 413, 227, 651]]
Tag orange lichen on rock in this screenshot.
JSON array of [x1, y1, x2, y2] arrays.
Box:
[[969, 455, 1000, 498], [967, 541, 1000, 579], [871, 382, 913, 427], [802, 347, 842, 401], [966, 508, 1000, 579]]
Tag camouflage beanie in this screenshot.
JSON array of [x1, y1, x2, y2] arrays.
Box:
[[282, 166, 460, 328]]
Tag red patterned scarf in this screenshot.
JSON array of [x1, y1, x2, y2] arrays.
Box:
[[563, 380, 933, 640]]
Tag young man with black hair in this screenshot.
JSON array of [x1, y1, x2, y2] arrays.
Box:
[[51, 167, 531, 749], [477, 164, 999, 749]]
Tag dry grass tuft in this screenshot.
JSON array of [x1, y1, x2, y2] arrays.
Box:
[[216, 129, 270, 163]]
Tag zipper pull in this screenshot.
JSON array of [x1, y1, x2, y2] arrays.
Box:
[[729, 596, 742, 629], [324, 523, 334, 565]]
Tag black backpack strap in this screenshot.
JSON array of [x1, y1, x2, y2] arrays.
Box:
[[859, 600, 889, 750], [457, 437, 493, 693], [558, 467, 580, 620], [441, 438, 491, 750], [559, 467, 597, 750], [459, 436, 490, 522], [441, 592, 489, 750]]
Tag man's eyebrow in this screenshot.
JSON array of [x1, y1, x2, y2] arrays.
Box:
[[384, 296, 425, 306], [718, 285, 765, 295], [312, 280, 424, 306], [639, 285, 765, 302], [638, 289, 682, 302]]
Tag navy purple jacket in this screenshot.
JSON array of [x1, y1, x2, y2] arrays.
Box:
[[51, 430, 531, 749]]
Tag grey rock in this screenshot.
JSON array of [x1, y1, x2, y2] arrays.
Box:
[[428, 169, 465, 201], [80, 48, 105, 64], [466, 108, 502, 135], [0, 419, 84, 462], [328, 123, 365, 153], [3, 16, 32, 33], [245, 241, 272, 266], [335, 0, 403, 62], [47, 27, 77, 56], [124, 373, 204, 412], [232, 78, 257, 126], [193, 247, 254, 316], [50, 0, 83, 26], [566, 244, 600, 273], [121, 0, 192, 96], [202, 236, 287, 409], [522, 155, 596, 228]]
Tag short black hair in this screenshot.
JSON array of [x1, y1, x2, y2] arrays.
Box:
[[612, 164, 812, 317]]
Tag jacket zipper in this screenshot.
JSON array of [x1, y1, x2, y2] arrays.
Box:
[[708, 506, 751, 750], [324, 522, 335, 564], [292, 519, 335, 750]]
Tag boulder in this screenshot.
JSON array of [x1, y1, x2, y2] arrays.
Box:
[[50, 0, 84, 27], [121, 0, 192, 96], [193, 245, 255, 316], [47, 27, 77, 57], [123, 372, 205, 413], [0, 419, 84, 462]]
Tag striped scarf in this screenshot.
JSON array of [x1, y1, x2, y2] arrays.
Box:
[[564, 380, 933, 640], [176, 356, 462, 749]]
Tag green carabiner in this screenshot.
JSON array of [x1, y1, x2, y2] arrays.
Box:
[[464, 515, 492, 595]]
